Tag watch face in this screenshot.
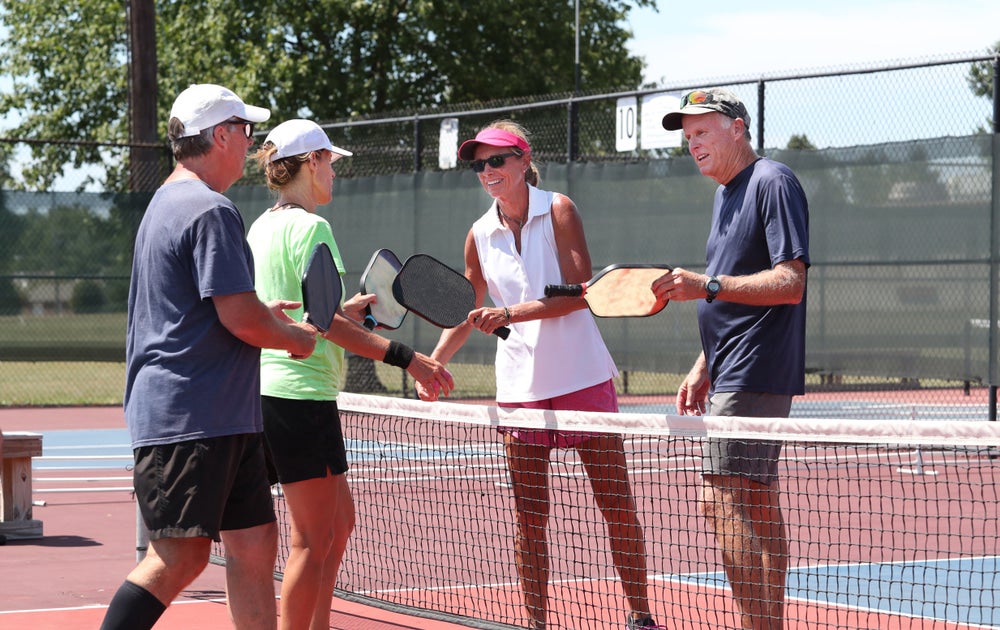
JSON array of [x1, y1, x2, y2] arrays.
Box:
[[707, 278, 721, 293]]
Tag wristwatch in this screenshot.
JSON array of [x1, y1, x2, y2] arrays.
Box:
[[704, 275, 721, 303]]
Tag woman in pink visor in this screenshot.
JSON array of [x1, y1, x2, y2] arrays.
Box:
[[417, 120, 661, 630]]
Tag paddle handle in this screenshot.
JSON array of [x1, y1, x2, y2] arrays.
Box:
[[544, 283, 585, 298], [494, 326, 510, 340]]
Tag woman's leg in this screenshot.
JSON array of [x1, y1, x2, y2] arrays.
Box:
[[504, 433, 554, 629], [576, 434, 651, 620]]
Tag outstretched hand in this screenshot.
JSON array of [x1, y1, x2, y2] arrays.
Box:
[[267, 299, 317, 359], [651, 267, 706, 303], [410, 353, 454, 400]]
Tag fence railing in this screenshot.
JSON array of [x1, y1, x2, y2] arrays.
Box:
[[0, 54, 998, 414]]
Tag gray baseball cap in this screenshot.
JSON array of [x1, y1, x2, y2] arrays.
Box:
[[661, 88, 750, 131]]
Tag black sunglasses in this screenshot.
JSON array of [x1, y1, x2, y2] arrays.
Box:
[[225, 119, 255, 140], [470, 152, 518, 173]]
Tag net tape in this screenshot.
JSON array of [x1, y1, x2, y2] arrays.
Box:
[[340, 392, 1000, 446]]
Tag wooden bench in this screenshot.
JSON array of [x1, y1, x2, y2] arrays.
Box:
[[0, 431, 44, 539]]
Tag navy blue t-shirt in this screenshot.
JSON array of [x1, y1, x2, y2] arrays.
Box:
[[124, 179, 262, 448], [697, 158, 809, 396]]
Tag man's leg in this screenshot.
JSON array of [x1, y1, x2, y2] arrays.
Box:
[[701, 473, 787, 630], [100, 536, 211, 630], [702, 392, 790, 630], [221, 520, 279, 630]]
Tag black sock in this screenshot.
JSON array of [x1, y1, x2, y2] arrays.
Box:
[[99, 580, 167, 630]]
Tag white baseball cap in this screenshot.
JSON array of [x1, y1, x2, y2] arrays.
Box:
[[170, 84, 271, 138], [265, 119, 354, 163]]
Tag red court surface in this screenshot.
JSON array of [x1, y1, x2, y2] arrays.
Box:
[[0, 406, 469, 630], [2, 390, 995, 629]]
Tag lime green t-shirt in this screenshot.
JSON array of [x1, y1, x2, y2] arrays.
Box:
[[246, 206, 346, 400]]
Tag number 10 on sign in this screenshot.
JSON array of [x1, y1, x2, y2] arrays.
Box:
[[616, 97, 637, 152]]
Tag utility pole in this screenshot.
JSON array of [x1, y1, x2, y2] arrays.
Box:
[[568, 0, 580, 162], [127, 0, 159, 192]]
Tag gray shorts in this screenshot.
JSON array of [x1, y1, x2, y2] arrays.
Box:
[[702, 391, 792, 486]]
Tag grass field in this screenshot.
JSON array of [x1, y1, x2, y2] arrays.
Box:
[[0, 361, 127, 406], [0, 357, 687, 407], [0, 314, 966, 407]]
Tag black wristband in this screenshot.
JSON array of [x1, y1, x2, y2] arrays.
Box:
[[383, 340, 414, 369]]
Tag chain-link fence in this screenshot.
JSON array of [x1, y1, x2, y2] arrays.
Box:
[[0, 53, 997, 413]]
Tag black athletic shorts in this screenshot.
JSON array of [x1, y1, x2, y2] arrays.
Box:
[[133, 433, 275, 542], [702, 391, 793, 486], [261, 396, 349, 485]]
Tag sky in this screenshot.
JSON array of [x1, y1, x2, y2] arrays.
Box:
[[619, 0, 1000, 150], [9, 2, 1000, 190], [625, 0, 1000, 86]]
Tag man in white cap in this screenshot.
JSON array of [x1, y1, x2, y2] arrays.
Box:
[[101, 85, 318, 630]]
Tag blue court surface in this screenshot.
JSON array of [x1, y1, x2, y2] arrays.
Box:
[[670, 556, 999, 627], [36, 428, 132, 470]]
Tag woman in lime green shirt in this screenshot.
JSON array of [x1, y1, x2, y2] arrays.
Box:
[[248, 119, 453, 630]]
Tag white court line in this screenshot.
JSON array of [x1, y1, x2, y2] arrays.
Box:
[[0, 596, 229, 615]]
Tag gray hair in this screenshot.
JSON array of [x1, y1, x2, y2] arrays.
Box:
[[168, 117, 217, 160]]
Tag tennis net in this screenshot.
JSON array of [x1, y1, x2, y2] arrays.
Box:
[[217, 392, 1000, 629]]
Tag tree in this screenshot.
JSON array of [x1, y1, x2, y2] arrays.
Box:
[[967, 40, 997, 98], [786, 134, 817, 150], [0, 0, 655, 191], [967, 40, 997, 131]]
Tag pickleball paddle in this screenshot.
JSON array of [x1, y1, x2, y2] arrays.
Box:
[[301, 242, 343, 333], [392, 253, 510, 340], [544, 263, 672, 318], [359, 248, 407, 330]]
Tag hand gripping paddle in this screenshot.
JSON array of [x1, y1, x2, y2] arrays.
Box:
[[392, 253, 510, 340], [301, 242, 343, 333], [544, 263, 672, 318], [359, 248, 407, 330]]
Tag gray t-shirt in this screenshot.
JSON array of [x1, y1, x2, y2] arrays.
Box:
[[124, 179, 261, 448]]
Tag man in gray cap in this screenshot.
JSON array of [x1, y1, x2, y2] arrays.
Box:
[[101, 84, 317, 630], [652, 88, 809, 630]]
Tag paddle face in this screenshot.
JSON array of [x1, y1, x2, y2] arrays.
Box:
[[359, 248, 406, 330], [301, 242, 343, 333], [392, 254, 510, 339], [544, 264, 671, 318]]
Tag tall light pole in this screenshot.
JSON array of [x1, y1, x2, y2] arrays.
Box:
[[574, 0, 581, 94]]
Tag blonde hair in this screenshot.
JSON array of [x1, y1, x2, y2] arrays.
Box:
[[252, 143, 314, 191], [481, 119, 540, 187]]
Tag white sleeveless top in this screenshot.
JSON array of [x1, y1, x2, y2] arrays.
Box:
[[471, 185, 618, 402]]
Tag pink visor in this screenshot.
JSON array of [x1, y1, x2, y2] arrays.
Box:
[[458, 128, 530, 161]]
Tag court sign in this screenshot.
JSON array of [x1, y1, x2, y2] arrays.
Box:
[[615, 97, 638, 152], [640, 93, 682, 150], [439, 118, 459, 169], [615, 93, 684, 152]]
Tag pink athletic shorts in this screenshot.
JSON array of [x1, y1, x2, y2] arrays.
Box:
[[498, 379, 618, 448]]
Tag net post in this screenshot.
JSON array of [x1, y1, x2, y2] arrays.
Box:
[[896, 407, 938, 476], [135, 502, 148, 562]]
